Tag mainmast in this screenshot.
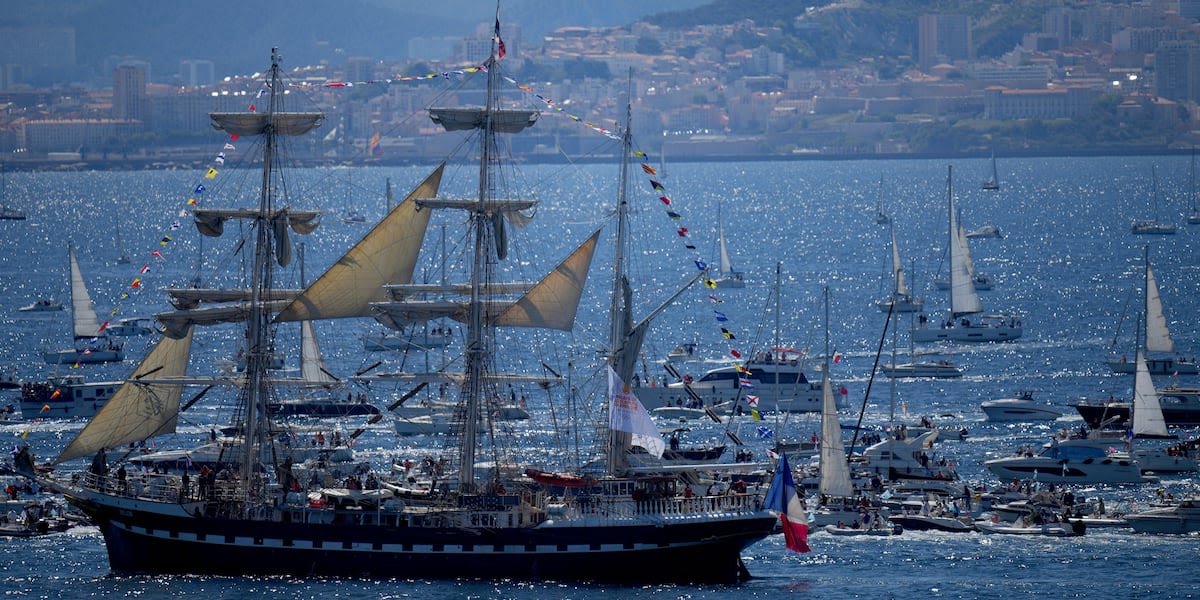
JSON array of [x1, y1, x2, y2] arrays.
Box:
[[202, 47, 325, 495], [605, 91, 636, 474], [240, 47, 286, 488]]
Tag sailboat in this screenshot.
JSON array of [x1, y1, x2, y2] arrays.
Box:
[[812, 289, 897, 535], [933, 217, 994, 290], [41, 243, 125, 364], [24, 39, 776, 582], [1104, 248, 1196, 375], [268, 244, 380, 418], [1131, 165, 1177, 234], [914, 166, 1021, 343], [1047, 313, 1193, 476], [981, 152, 1000, 191], [876, 223, 923, 313], [714, 208, 745, 288], [115, 232, 131, 265]]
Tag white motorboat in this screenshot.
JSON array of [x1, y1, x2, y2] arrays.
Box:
[[981, 391, 1063, 422], [965, 224, 1002, 239], [651, 406, 710, 421], [975, 518, 1084, 536], [888, 512, 974, 533], [106, 317, 156, 336], [18, 299, 63, 312], [18, 375, 122, 419], [1124, 499, 1200, 534], [638, 350, 828, 413], [822, 521, 902, 536], [984, 441, 1148, 484], [639, 265, 834, 413], [855, 430, 958, 481], [882, 360, 962, 379]]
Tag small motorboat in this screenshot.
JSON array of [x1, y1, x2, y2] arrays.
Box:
[[888, 513, 975, 533], [18, 299, 63, 312], [975, 517, 1085, 536], [822, 522, 903, 536], [981, 391, 1064, 422], [965, 224, 1002, 239]]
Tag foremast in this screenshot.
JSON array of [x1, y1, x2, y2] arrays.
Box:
[[204, 47, 325, 496]]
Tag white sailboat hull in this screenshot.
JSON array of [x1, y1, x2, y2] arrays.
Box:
[[913, 321, 1022, 343]]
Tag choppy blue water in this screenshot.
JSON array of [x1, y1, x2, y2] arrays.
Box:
[[2, 155, 1200, 598]]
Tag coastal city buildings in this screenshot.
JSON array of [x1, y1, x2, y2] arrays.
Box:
[[2, 1, 1200, 165]]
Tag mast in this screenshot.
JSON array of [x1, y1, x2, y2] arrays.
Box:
[[605, 80, 635, 474], [459, 15, 504, 491], [240, 48, 283, 489]]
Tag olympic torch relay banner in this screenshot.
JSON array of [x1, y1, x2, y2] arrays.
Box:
[[607, 367, 665, 458]]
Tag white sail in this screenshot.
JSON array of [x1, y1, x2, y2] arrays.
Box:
[[55, 326, 195, 463], [947, 170, 983, 317], [273, 164, 443, 323], [1132, 351, 1169, 438], [818, 375, 853, 498], [890, 226, 908, 296], [1144, 263, 1175, 354], [68, 245, 105, 340], [719, 221, 735, 275], [299, 321, 336, 384]]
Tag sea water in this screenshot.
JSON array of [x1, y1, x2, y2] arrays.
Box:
[[2, 155, 1200, 598]]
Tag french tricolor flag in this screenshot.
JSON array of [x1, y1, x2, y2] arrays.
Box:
[[763, 452, 811, 553]]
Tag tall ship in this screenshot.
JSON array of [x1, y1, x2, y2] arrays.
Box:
[[21, 35, 779, 582]]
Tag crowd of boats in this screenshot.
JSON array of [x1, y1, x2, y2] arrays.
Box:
[[2, 22, 1200, 584]]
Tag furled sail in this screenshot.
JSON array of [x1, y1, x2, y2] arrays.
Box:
[[273, 164, 443, 323], [193, 209, 321, 238], [429, 107, 538, 133], [372, 229, 600, 331], [55, 327, 195, 463], [210, 112, 324, 137], [68, 245, 105, 340], [157, 300, 293, 339], [494, 228, 600, 330], [165, 288, 302, 308]]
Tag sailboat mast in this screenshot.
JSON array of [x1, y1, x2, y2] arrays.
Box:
[[239, 47, 286, 489], [460, 27, 504, 491], [605, 85, 635, 474]]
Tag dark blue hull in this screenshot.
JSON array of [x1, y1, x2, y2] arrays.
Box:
[[81, 500, 775, 583]]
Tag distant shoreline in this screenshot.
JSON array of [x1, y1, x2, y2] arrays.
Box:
[[0, 146, 1189, 172]]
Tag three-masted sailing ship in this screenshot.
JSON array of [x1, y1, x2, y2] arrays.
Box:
[[24, 32, 779, 582]]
